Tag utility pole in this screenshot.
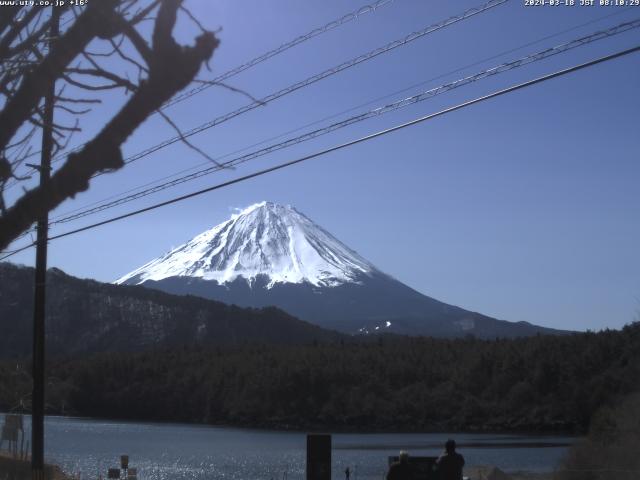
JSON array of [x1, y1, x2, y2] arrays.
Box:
[[31, 7, 59, 480]]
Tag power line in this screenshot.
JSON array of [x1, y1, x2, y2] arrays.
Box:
[[4, 0, 397, 186], [9, 10, 640, 241], [12, 3, 634, 198], [95, 0, 509, 174], [47, 18, 640, 226], [163, 0, 396, 109], [2, 43, 638, 262], [7, 0, 510, 232], [46, 7, 638, 226]]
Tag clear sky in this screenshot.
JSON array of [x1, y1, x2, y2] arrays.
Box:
[[4, 0, 640, 332]]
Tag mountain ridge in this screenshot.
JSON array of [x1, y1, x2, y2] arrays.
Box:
[[118, 202, 568, 338], [0, 262, 343, 358]]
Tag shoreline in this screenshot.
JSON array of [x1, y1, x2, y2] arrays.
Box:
[[466, 466, 554, 480], [1, 414, 568, 479], [0, 456, 555, 480], [3, 411, 582, 437]]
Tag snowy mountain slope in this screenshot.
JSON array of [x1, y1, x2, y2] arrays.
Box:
[[116, 202, 376, 288], [118, 201, 568, 338]]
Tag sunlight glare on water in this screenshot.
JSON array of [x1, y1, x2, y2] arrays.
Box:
[[3, 415, 574, 480]]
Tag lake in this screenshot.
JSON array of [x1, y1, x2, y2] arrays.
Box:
[[3, 414, 575, 480]]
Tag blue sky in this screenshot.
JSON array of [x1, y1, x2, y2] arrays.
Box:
[[5, 0, 640, 332]]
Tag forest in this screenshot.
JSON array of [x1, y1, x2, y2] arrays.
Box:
[[1, 322, 638, 433]]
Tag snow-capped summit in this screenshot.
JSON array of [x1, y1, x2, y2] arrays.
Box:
[[116, 201, 566, 338], [116, 201, 377, 288]]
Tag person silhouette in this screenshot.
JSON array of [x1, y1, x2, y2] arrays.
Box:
[[344, 466, 351, 480], [387, 451, 411, 480], [435, 439, 465, 480]]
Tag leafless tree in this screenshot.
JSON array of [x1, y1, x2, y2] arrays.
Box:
[[0, 0, 219, 251]]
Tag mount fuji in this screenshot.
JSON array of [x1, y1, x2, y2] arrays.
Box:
[[117, 202, 564, 338]]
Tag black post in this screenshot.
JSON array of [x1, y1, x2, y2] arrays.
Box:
[[32, 7, 59, 480], [307, 434, 331, 480]]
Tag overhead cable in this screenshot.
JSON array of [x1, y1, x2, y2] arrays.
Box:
[[102, 0, 510, 172], [3, 42, 638, 261], [47, 6, 637, 225], [48, 18, 640, 226], [4, 0, 397, 185], [164, 0, 397, 109]]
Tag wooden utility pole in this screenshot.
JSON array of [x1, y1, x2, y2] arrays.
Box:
[[31, 7, 59, 480]]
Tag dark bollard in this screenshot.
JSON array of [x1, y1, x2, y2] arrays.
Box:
[[307, 434, 331, 480]]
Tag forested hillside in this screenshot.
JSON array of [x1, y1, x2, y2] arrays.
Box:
[[1, 323, 638, 432], [0, 263, 342, 357]]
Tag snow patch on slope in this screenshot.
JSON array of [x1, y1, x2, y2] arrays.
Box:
[[116, 202, 377, 288]]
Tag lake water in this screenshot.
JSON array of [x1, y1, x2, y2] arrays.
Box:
[[2, 414, 575, 480]]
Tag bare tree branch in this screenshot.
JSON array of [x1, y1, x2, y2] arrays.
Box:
[[157, 109, 227, 167], [55, 104, 91, 116], [0, 0, 123, 153], [194, 78, 266, 105], [0, 7, 42, 61], [63, 69, 138, 92], [0, 0, 219, 250], [57, 96, 102, 105], [0, 6, 22, 36]]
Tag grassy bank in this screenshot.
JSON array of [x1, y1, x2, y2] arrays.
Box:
[[0, 453, 71, 480]]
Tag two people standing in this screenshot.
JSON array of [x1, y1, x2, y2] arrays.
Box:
[[386, 439, 465, 480]]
